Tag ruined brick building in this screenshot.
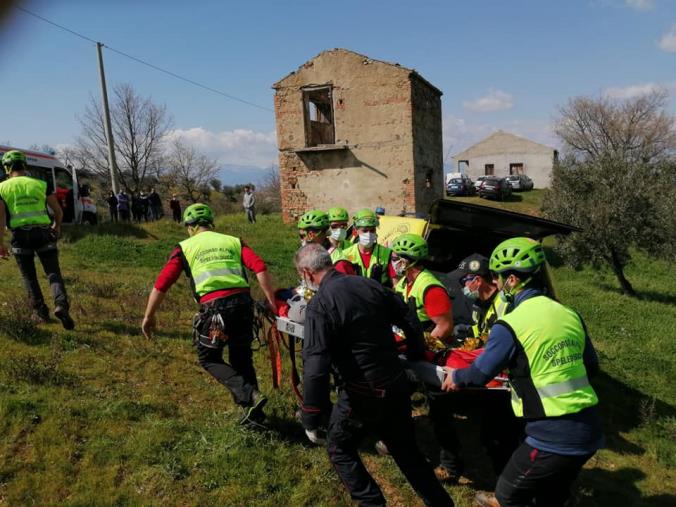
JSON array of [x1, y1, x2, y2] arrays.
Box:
[[273, 49, 444, 223]]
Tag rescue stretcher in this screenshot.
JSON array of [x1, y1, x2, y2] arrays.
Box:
[[271, 314, 509, 393]]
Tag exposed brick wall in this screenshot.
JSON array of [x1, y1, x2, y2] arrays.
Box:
[[274, 49, 442, 223]]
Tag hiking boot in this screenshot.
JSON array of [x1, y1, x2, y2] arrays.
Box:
[[374, 440, 390, 456], [239, 391, 268, 427], [34, 304, 50, 323], [474, 491, 500, 507], [54, 306, 75, 330]]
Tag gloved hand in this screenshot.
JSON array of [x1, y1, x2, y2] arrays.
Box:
[[305, 428, 327, 446], [452, 324, 472, 339]]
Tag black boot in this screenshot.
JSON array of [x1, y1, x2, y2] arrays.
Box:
[[55, 306, 75, 330], [34, 303, 50, 323]]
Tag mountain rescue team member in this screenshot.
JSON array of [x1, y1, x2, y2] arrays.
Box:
[[326, 206, 351, 256], [449, 253, 522, 479], [341, 208, 395, 288], [391, 233, 461, 481], [454, 254, 510, 346], [0, 150, 75, 329], [297, 243, 454, 507], [141, 203, 277, 427], [297, 209, 354, 274], [442, 237, 603, 507]]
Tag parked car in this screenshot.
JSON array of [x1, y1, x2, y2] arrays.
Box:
[[474, 176, 489, 191], [506, 174, 534, 191], [446, 177, 475, 196], [479, 177, 513, 200]]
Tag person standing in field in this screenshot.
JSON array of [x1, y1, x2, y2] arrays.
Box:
[[243, 185, 256, 224], [169, 194, 182, 223], [106, 190, 118, 222], [117, 190, 130, 222]]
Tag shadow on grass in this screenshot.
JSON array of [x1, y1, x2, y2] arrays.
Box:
[[577, 466, 676, 507], [97, 320, 189, 341], [594, 371, 676, 456], [0, 301, 53, 345], [61, 222, 156, 243], [597, 282, 676, 305]]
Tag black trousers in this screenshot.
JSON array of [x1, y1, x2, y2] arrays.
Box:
[[172, 209, 182, 223], [428, 390, 523, 476], [11, 227, 69, 311], [327, 386, 454, 507], [427, 391, 463, 473], [195, 293, 258, 407], [495, 442, 594, 507]]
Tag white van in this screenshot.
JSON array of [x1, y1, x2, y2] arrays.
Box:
[[0, 145, 93, 224]]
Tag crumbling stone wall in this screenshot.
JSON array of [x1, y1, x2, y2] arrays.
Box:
[[273, 49, 442, 222]]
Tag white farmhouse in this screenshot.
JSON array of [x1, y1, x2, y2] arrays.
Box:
[[452, 131, 558, 188]]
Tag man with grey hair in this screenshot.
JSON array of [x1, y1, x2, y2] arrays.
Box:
[[296, 243, 454, 506]]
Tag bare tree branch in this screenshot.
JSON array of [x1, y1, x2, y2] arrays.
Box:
[[77, 83, 172, 193]]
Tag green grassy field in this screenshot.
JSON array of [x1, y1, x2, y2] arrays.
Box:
[[447, 189, 546, 216], [0, 209, 674, 506]]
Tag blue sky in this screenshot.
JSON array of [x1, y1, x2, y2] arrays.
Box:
[[1, 0, 675, 183]]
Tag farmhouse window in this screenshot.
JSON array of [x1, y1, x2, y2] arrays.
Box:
[[510, 163, 524, 175], [302, 86, 335, 147], [484, 164, 495, 176]]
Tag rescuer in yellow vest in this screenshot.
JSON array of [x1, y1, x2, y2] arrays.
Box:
[[341, 209, 394, 288], [0, 150, 74, 329], [141, 203, 277, 427], [442, 237, 603, 507], [453, 253, 510, 348], [326, 207, 352, 258], [297, 209, 354, 274], [449, 252, 522, 481], [391, 233, 463, 482]]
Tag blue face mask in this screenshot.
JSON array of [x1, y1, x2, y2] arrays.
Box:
[[462, 286, 479, 302]]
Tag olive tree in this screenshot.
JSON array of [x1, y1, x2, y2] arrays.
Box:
[[543, 91, 676, 296]]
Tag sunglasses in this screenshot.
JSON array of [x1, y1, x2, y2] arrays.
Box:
[[460, 274, 479, 286]]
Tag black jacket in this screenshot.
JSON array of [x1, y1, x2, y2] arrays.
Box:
[[301, 269, 425, 429]]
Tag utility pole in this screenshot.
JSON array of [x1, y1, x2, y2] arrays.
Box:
[[96, 42, 119, 194]]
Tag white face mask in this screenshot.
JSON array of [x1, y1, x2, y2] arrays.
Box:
[[358, 232, 377, 247], [462, 286, 480, 302], [330, 227, 347, 242], [393, 258, 410, 277]]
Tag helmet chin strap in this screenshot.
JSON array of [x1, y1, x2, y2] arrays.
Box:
[[500, 273, 534, 302]]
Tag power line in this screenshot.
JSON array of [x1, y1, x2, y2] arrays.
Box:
[[14, 6, 274, 113]]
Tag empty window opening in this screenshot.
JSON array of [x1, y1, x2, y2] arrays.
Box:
[[510, 163, 524, 175], [303, 87, 335, 146], [458, 160, 469, 173], [484, 164, 495, 176]]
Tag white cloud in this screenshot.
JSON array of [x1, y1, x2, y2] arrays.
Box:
[[603, 81, 676, 99], [625, 0, 653, 10], [165, 127, 278, 169], [463, 89, 514, 113], [659, 24, 676, 53]]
